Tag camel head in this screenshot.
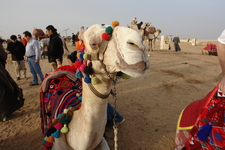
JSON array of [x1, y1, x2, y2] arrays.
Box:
[[79, 23, 150, 78]]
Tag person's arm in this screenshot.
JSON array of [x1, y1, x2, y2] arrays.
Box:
[[33, 40, 40, 63], [217, 41, 225, 93]]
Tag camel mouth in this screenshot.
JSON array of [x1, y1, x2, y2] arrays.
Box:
[[116, 56, 150, 77]]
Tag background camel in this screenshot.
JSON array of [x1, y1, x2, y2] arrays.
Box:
[[129, 19, 161, 51], [41, 22, 149, 150]]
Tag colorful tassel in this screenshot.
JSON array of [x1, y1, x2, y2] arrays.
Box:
[[54, 122, 63, 130], [112, 21, 120, 28], [80, 64, 86, 72], [83, 53, 91, 60], [91, 75, 101, 85], [102, 33, 110, 41], [84, 74, 91, 83], [57, 114, 63, 119], [45, 141, 53, 147], [61, 124, 69, 133], [47, 135, 54, 143], [52, 129, 60, 138], [63, 109, 69, 114], [196, 123, 212, 142], [121, 73, 131, 79], [76, 69, 83, 78], [105, 26, 113, 35], [60, 117, 71, 124]]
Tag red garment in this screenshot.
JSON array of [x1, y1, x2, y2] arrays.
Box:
[[22, 37, 27, 46], [75, 41, 85, 51]]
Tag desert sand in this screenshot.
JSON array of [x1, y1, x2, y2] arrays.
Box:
[[0, 39, 221, 150]]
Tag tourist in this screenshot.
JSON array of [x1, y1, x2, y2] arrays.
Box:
[[23, 31, 44, 86], [6, 35, 26, 81], [72, 33, 75, 46], [173, 34, 181, 52], [45, 25, 64, 70], [75, 33, 85, 51], [0, 39, 24, 121], [217, 29, 225, 94], [17, 34, 22, 42]]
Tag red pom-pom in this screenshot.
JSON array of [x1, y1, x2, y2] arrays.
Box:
[[45, 141, 53, 147], [102, 33, 110, 41], [54, 122, 63, 130], [74, 61, 82, 69]]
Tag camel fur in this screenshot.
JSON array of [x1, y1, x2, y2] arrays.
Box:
[[48, 23, 150, 150]]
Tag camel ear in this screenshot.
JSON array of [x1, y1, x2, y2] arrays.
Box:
[[89, 35, 102, 50]]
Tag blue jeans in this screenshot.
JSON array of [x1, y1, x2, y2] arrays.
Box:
[[27, 57, 44, 84], [107, 103, 124, 126]]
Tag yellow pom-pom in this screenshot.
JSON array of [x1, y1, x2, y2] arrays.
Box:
[[44, 136, 48, 141], [63, 109, 69, 114], [47, 105, 51, 109], [61, 124, 69, 133], [76, 93, 80, 97], [112, 21, 120, 28], [91, 75, 101, 85], [47, 135, 54, 143], [83, 53, 91, 60], [121, 73, 131, 79]]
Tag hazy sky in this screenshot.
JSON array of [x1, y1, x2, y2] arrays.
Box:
[[1, 0, 225, 40]]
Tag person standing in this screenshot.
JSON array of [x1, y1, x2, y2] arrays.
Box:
[[173, 34, 181, 52], [17, 34, 22, 42], [6, 35, 26, 81], [72, 33, 76, 46], [45, 25, 64, 70], [0, 39, 24, 121], [23, 31, 44, 86], [75, 33, 85, 51], [217, 29, 225, 94]]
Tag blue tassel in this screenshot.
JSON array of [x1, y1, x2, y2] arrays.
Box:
[[84, 75, 91, 83], [57, 114, 63, 119], [45, 131, 51, 137], [197, 123, 212, 142], [42, 140, 46, 144], [78, 97, 82, 101], [52, 129, 60, 138], [76, 70, 83, 78], [80, 53, 84, 60]]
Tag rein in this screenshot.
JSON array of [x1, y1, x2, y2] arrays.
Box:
[[88, 38, 120, 150]]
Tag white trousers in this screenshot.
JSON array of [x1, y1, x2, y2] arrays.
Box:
[[12, 60, 26, 78]]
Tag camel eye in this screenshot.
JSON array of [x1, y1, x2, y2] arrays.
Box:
[[127, 42, 135, 45]]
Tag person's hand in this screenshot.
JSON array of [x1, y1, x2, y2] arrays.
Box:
[[35, 59, 39, 63], [219, 75, 225, 94]]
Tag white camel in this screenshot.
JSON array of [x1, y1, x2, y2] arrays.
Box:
[[143, 28, 161, 51], [129, 19, 161, 51], [41, 23, 150, 150]]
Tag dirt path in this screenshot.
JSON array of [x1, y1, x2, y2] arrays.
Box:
[[0, 41, 221, 150]]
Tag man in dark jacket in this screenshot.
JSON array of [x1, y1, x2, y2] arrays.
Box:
[[6, 35, 26, 80], [46, 25, 64, 70]]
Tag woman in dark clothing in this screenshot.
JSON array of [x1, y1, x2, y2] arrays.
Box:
[[0, 41, 24, 121], [46, 25, 64, 70]]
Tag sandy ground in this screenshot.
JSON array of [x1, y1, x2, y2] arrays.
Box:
[[0, 39, 221, 150]]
